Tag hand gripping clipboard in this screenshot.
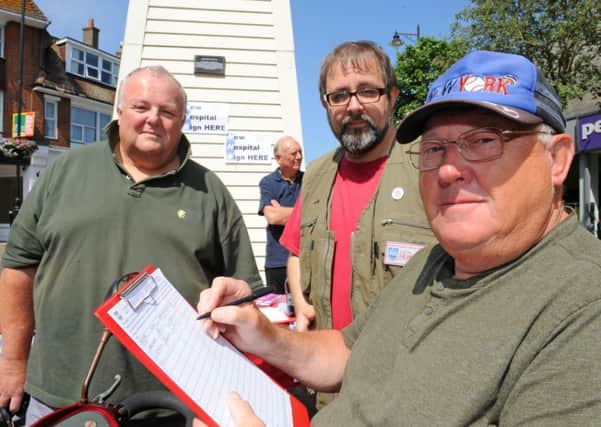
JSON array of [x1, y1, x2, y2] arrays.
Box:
[[94, 265, 310, 427]]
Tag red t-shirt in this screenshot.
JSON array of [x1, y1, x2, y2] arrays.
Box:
[[280, 197, 302, 256], [280, 155, 387, 329]]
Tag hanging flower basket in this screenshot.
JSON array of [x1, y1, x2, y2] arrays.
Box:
[[0, 137, 38, 161]]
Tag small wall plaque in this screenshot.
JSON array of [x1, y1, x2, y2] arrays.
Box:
[[194, 55, 226, 76]]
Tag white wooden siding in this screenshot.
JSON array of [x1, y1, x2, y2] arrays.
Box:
[[141, 47, 279, 64], [120, 0, 302, 276]]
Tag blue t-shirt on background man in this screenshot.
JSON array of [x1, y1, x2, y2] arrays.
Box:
[[258, 169, 303, 268]]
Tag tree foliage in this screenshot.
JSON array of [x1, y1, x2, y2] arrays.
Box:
[[394, 37, 468, 123], [452, 0, 601, 106]]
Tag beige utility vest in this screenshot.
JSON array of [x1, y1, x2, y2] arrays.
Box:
[[299, 141, 436, 329]]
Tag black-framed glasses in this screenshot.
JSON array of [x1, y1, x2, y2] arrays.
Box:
[[324, 87, 388, 106], [406, 127, 554, 171]]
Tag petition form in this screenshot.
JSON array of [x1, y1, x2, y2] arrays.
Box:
[[102, 268, 293, 427]]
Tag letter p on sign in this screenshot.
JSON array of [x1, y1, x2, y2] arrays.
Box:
[[582, 119, 601, 139]]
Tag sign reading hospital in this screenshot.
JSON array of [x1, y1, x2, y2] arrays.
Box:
[[225, 132, 272, 164], [183, 102, 227, 134], [578, 114, 601, 152]]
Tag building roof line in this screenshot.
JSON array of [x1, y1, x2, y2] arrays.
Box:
[[32, 86, 114, 109], [54, 37, 120, 60], [0, 8, 48, 29]]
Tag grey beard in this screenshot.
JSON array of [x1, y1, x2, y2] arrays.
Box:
[[335, 114, 389, 155]]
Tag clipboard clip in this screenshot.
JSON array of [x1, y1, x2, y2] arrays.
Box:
[[120, 272, 158, 310]]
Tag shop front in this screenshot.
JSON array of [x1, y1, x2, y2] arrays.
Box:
[[575, 113, 601, 237]]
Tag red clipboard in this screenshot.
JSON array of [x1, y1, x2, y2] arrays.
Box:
[[94, 265, 309, 426]]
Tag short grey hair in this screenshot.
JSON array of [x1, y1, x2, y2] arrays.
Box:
[[537, 123, 555, 147], [273, 136, 297, 156], [116, 65, 187, 117]]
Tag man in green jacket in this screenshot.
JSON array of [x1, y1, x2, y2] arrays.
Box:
[[196, 51, 601, 426], [0, 65, 261, 426]]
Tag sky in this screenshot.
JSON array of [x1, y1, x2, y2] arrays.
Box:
[[34, 0, 470, 162]]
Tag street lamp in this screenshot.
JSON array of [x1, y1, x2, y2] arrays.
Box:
[[390, 25, 421, 50], [9, 0, 26, 225]]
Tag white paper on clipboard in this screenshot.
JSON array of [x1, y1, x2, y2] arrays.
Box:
[[103, 268, 293, 427]]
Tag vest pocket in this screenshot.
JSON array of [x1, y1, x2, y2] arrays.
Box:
[[378, 218, 435, 279], [381, 218, 431, 231], [300, 224, 334, 323], [299, 217, 318, 295], [380, 218, 434, 245]]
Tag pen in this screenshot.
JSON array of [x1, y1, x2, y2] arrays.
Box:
[[196, 286, 273, 320]]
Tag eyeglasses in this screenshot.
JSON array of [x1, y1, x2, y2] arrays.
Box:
[[406, 127, 554, 171], [324, 87, 388, 106]]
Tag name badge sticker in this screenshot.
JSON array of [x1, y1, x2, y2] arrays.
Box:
[[384, 241, 425, 267]]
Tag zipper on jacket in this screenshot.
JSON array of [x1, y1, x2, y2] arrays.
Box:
[[372, 241, 379, 276], [321, 236, 331, 326], [381, 218, 430, 230], [349, 231, 356, 316]]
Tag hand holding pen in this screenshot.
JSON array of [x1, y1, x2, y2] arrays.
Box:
[[197, 286, 273, 320]]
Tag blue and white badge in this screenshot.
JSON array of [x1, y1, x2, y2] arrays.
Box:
[[384, 241, 425, 266]]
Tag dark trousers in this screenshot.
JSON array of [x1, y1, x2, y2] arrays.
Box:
[[265, 266, 287, 294]]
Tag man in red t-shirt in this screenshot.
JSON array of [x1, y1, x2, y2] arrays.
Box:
[[279, 41, 433, 410], [280, 41, 432, 338], [280, 157, 387, 330]]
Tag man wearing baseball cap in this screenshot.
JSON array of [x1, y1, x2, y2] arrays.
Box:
[[194, 51, 601, 426]]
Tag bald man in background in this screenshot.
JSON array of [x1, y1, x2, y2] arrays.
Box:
[[258, 136, 303, 294]]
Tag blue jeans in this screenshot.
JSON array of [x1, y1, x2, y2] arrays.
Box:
[[25, 396, 54, 426]]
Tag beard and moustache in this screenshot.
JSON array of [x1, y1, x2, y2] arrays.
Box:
[[328, 112, 389, 155]]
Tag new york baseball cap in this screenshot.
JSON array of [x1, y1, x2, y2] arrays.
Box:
[[396, 50, 566, 143]]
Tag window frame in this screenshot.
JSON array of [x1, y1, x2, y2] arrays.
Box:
[[44, 95, 59, 140], [70, 104, 112, 145], [85, 52, 99, 79], [70, 47, 85, 76], [0, 25, 5, 58], [66, 42, 119, 87], [101, 59, 120, 86]]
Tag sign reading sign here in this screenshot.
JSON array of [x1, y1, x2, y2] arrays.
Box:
[[578, 113, 601, 152], [225, 132, 272, 164], [183, 102, 228, 134]]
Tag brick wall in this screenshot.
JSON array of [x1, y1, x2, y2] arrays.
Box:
[[55, 96, 70, 148], [1, 23, 115, 148], [3, 22, 47, 140]]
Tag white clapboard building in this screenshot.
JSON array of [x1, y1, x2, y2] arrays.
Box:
[[119, 0, 304, 279]]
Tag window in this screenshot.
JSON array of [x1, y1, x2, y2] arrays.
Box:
[[71, 106, 111, 144], [0, 26, 4, 58], [99, 113, 111, 137], [70, 47, 85, 75], [101, 59, 119, 86], [101, 59, 111, 85], [86, 52, 99, 79], [44, 97, 58, 139], [68, 44, 119, 87]]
